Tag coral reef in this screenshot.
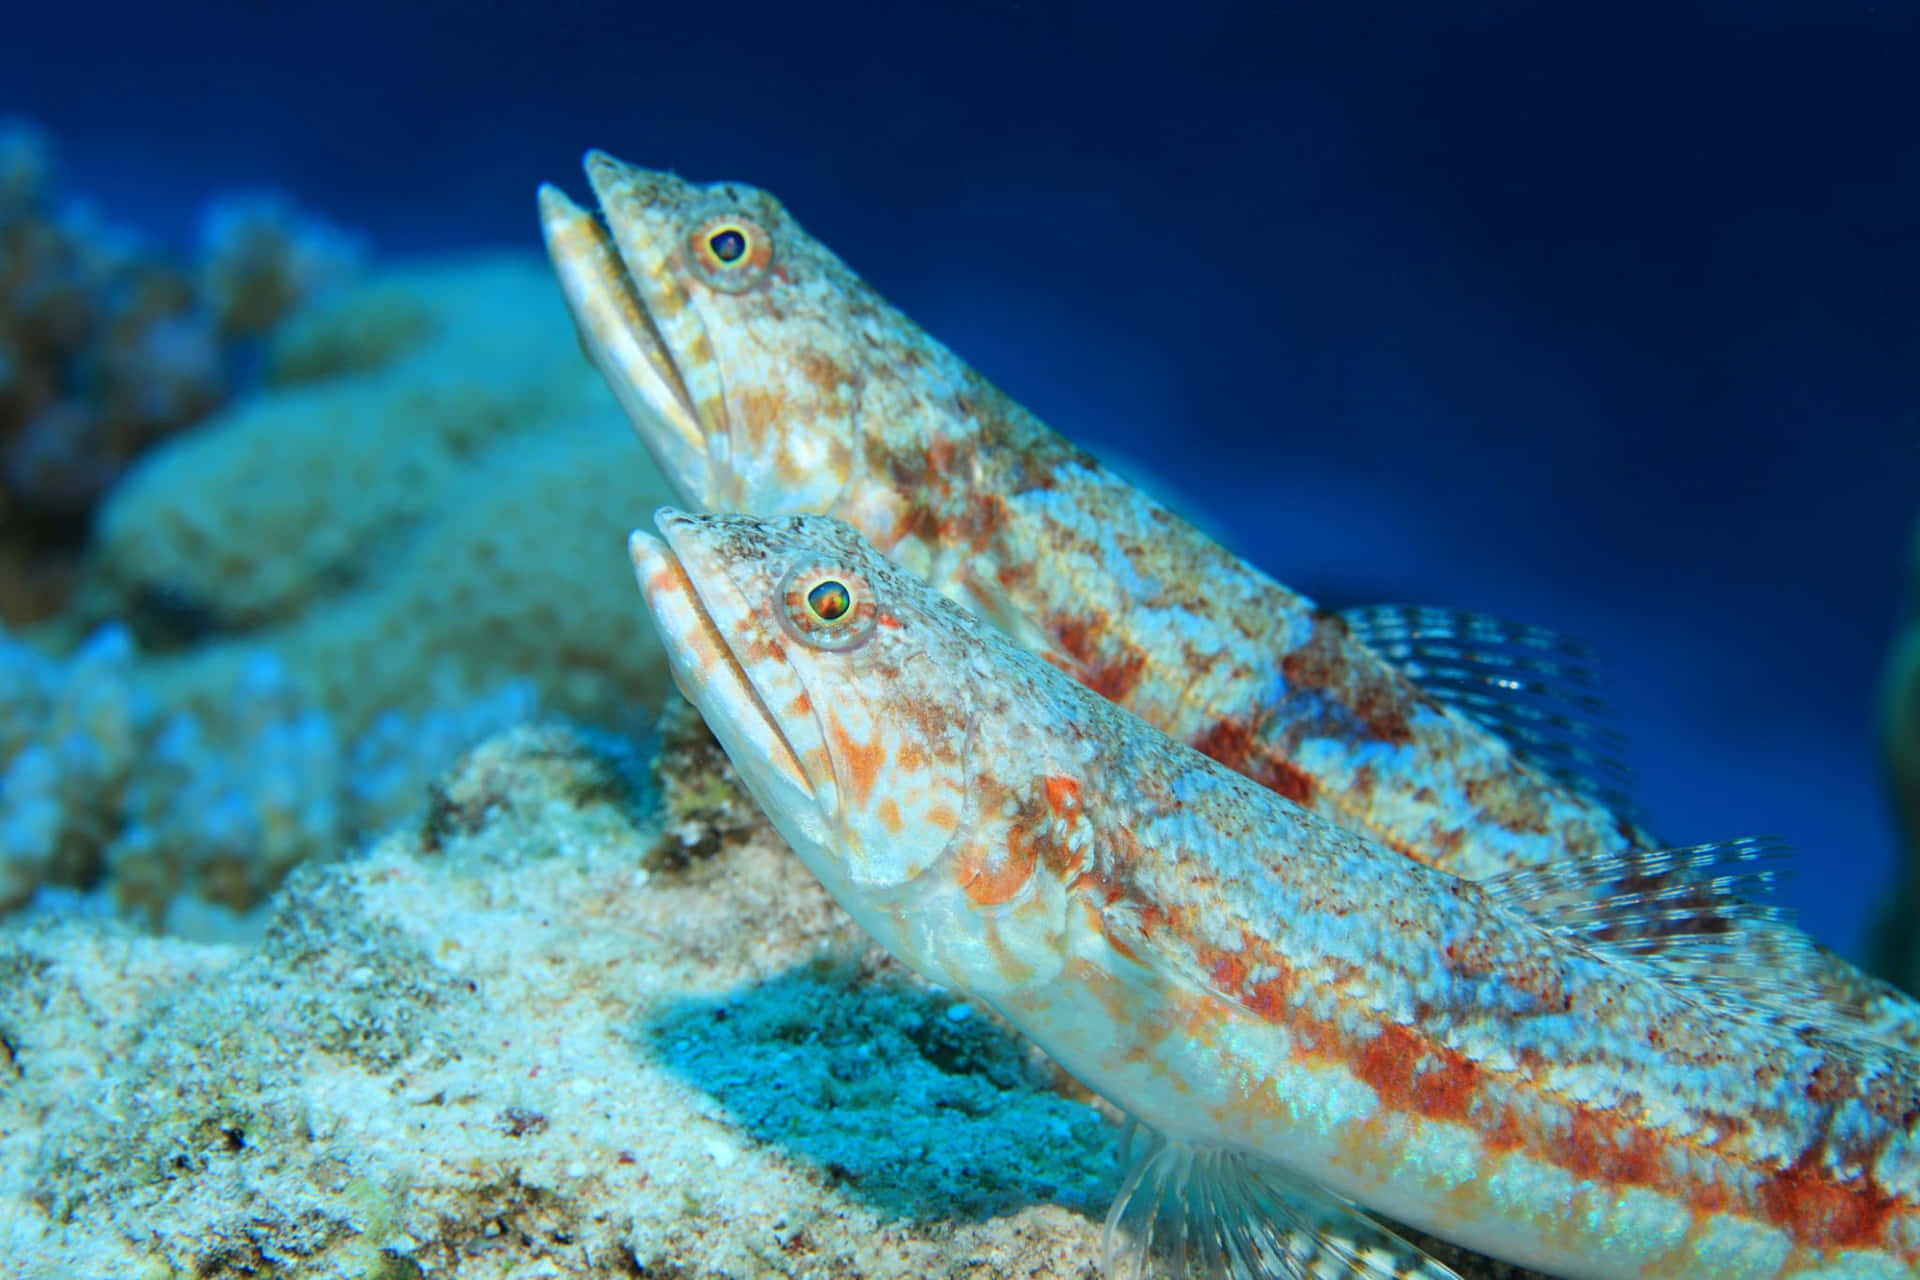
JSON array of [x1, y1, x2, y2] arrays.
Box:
[[80, 255, 668, 742], [0, 722, 1536, 1279], [0, 252, 675, 928], [197, 192, 363, 341], [0, 117, 358, 623], [0, 616, 537, 930]]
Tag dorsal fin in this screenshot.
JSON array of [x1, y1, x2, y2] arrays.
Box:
[[1478, 836, 1856, 1027], [1341, 604, 1635, 811], [1482, 836, 1794, 954], [1103, 1119, 1462, 1280]]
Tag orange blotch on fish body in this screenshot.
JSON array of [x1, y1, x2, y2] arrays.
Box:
[[876, 796, 904, 834], [1042, 607, 1149, 701], [796, 350, 852, 396], [958, 833, 1036, 906], [1189, 719, 1316, 806], [1756, 1147, 1899, 1252], [827, 720, 886, 808], [1480, 1104, 1528, 1156], [1242, 970, 1297, 1024], [1560, 1107, 1664, 1189], [1053, 614, 1097, 665], [927, 435, 957, 475], [1352, 1023, 1480, 1125], [1282, 612, 1415, 745], [1044, 775, 1080, 814], [1207, 949, 1247, 991], [1085, 650, 1146, 702], [735, 386, 790, 436]]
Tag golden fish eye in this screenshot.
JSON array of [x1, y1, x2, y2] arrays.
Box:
[[806, 579, 851, 622], [779, 563, 876, 651], [685, 211, 774, 292]]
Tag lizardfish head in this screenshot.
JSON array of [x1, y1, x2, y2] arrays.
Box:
[[630, 507, 979, 905], [542, 152, 950, 533]]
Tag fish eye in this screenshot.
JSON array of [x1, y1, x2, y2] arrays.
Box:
[[685, 211, 773, 292], [806, 578, 851, 622], [780, 563, 876, 651]]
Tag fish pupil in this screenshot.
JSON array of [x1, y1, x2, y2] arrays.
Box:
[[807, 580, 851, 622], [709, 227, 747, 263]]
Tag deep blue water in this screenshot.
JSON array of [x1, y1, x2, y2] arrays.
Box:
[[9, 1, 1918, 955]]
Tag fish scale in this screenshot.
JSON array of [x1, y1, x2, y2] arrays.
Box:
[[538, 151, 1920, 1053], [631, 507, 1920, 1280]]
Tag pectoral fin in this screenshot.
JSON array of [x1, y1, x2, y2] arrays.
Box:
[[1102, 1119, 1462, 1280]]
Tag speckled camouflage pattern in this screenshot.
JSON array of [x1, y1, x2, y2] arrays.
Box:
[[633, 508, 1920, 1280], [537, 152, 1920, 1051]]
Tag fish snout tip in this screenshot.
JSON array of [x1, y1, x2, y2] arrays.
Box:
[[536, 183, 584, 224], [648, 507, 701, 562], [584, 149, 636, 191], [627, 528, 680, 595], [627, 525, 666, 561]]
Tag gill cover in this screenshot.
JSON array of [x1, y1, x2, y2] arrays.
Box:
[[763, 532, 977, 892]]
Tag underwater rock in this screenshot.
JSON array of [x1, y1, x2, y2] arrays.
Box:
[[83, 256, 673, 747], [87, 255, 618, 635], [0, 118, 357, 624], [0, 720, 1539, 1279]]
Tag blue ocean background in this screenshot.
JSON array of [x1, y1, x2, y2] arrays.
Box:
[[8, 1, 1916, 957]]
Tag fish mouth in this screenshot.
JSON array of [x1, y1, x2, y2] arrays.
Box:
[[629, 510, 833, 827], [538, 158, 718, 508]]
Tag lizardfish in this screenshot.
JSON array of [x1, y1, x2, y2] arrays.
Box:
[[631, 507, 1920, 1280], [538, 153, 1919, 1050]]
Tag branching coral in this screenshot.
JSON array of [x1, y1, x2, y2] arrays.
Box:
[[0, 117, 359, 623], [0, 618, 539, 930]]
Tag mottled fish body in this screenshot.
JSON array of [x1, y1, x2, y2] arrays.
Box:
[[632, 508, 1920, 1280], [538, 154, 1920, 1051]]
